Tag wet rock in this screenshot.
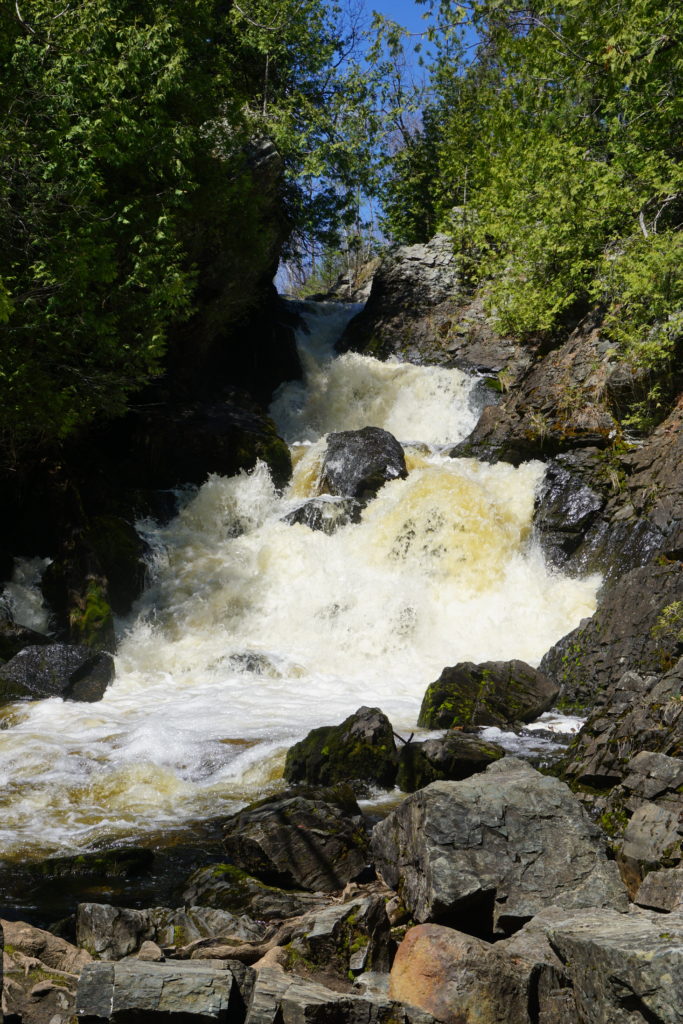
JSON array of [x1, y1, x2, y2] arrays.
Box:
[[372, 758, 626, 937], [76, 958, 250, 1023], [76, 903, 265, 961], [320, 427, 407, 503], [285, 892, 393, 982], [244, 965, 435, 1024], [417, 660, 558, 731], [283, 706, 398, 795], [222, 786, 370, 893], [0, 643, 114, 703], [0, 616, 50, 663], [282, 497, 361, 534], [635, 867, 683, 912], [181, 864, 333, 922], [1, 918, 92, 974], [339, 237, 530, 379], [533, 452, 607, 568], [544, 905, 683, 1024], [540, 560, 683, 706], [560, 661, 683, 790], [396, 732, 504, 793]]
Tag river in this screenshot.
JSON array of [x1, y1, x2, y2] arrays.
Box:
[[0, 302, 599, 859]]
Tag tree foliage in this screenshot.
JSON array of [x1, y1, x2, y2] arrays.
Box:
[[382, 0, 683, 423], [0, 0, 379, 460]]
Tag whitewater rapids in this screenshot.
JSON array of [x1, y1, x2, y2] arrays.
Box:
[[0, 303, 599, 857]]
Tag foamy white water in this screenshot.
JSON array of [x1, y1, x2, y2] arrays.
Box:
[[0, 302, 600, 856]]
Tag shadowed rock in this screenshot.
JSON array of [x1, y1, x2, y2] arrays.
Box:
[[320, 427, 407, 503]]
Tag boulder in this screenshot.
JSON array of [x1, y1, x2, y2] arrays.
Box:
[[0, 643, 115, 703], [541, 560, 683, 706], [282, 497, 361, 534], [1, 918, 92, 974], [181, 864, 333, 922], [544, 906, 683, 1024], [389, 925, 504, 1024], [244, 965, 435, 1024], [417, 660, 558, 731], [635, 867, 683, 912], [285, 892, 393, 982], [319, 427, 407, 503], [619, 802, 682, 895], [396, 733, 504, 793], [532, 451, 607, 569], [222, 786, 370, 892], [76, 903, 265, 961], [76, 959, 251, 1023], [371, 758, 626, 937], [283, 706, 398, 795]]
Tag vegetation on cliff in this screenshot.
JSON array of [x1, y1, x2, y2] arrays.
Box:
[[381, 0, 683, 427], [0, 0, 377, 462]]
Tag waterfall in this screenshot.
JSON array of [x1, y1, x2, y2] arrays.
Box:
[[0, 302, 599, 858]]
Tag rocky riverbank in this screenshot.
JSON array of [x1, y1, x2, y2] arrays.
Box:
[[1, 236, 682, 1022]]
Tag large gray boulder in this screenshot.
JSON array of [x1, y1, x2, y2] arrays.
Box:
[[319, 427, 407, 503], [544, 906, 683, 1024], [372, 758, 626, 936], [0, 643, 114, 702], [635, 867, 683, 912], [417, 660, 558, 731], [76, 959, 251, 1023], [222, 786, 370, 892]]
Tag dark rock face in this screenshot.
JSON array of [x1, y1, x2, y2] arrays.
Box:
[[0, 643, 115, 703], [417, 660, 559, 730], [396, 733, 504, 793], [222, 787, 370, 893], [339, 237, 531, 380], [451, 311, 622, 464], [119, 389, 292, 493], [560, 662, 683, 789], [371, 758, 626, 937], [284, 706, 398, 795], [533, 452, 608, 568], [320, 427, 407, 503], [181, 865, 332, 922], [540, 561, 683, 706]]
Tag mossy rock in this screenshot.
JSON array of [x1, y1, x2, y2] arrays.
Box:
[[418, 660, 559, 730], [284, 706, 398, 795], [396, 733, 505, 793], [85, 516, 148, 615]]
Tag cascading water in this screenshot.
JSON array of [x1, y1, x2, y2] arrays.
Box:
[[0, 302, 599, 858]]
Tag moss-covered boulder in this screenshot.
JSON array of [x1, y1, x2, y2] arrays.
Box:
[[418, 660, 559, 731], [396, 732, 505, 793], [181, 863, 331, 921], [283, 706, 398, 795]]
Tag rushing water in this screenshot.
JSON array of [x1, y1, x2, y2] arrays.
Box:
[[0, 302, 599, 859]]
